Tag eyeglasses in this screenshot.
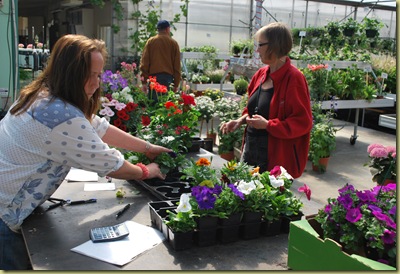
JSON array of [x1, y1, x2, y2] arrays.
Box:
[[256, 42, 269, 49]]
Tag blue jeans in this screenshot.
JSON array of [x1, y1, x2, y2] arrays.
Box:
[[0, 218, 31, 270]]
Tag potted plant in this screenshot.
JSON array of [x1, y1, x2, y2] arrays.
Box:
[[362, 18, 384, 38], [309, 104, 337, 172], [314, 183, 397, 268], [194, 95, 216, 138], [326, 21, 341, 37], [233, 78, 249, 96], [364, 143, 396, 185], [309, 122, 336, 172], [164, 193, 197, 250], [341, 18, 359, 37], [217, 125, 243, 161]]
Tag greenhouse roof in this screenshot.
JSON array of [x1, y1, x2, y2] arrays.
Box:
[[305, 0, 396, 11]]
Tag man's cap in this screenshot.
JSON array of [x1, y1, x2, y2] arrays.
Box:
[[157, 20, 170, 30]]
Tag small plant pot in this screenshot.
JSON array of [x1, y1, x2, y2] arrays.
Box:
[[167, 227, 194, 251], [219, 151, 235, 161], [280, 212, 304, 234], [240, 222, 261, 240], [194, 229, 218, 247], [218, 225, 240, 244], [261, 219, 282, 237], [218, 212, 242, 226], [312, 157, 330, 173], [195, 216, 218, 230], [241, 211, 263, 224]]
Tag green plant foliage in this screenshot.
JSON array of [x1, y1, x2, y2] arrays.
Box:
[[233, 78, 249, 96]]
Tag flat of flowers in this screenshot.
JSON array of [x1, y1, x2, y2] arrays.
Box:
[[287, 218, 396, 271]]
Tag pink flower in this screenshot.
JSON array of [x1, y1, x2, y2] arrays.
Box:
[[369, 147, 388, 158], [27, 44, 33, 49], [18, 43, 24, 48], [298, 184, 311, 200], [367, 143, 385, 154]]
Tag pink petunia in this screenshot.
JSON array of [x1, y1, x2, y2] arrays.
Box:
[[298, 184, 312, 200]]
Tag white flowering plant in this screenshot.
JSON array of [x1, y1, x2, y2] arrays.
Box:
[[164, 193, 197, 233]]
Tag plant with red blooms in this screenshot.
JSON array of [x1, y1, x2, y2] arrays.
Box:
[[315, 183, 397, 267], [98, 98, 143, 133], [365, 143, 396, 185]]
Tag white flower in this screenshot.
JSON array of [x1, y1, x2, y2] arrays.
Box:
[[269, 175, 284, 188], [252, 179, 264, 189], [161, 136, 175, 145], [176, 193, 191, 213], [236, 180, 256, 195], [279, 166, 293, 180]]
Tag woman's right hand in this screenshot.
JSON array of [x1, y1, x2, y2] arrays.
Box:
[[146, 163, 166, 180], [220, 119, 240, 134]]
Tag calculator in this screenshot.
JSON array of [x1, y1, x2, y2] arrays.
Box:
[[90, 222, 130, 243]]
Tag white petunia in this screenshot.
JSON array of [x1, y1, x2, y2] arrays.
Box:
[[176, 193, 192, 213], [269, 175, 284, 188], [280, 166, 294, 180], [236, 180, 256, 195]]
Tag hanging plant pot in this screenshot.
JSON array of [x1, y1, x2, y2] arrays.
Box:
[[343, 27, 355, 37], [366, 29, 378, 38]]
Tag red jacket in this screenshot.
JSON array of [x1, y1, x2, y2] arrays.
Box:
[[242, 57, 313, 178]]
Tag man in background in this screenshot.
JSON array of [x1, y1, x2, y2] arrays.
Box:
[[140, 20, 181, 101]]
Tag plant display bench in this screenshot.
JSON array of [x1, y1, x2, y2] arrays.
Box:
[[287, 218, 396, 271], [320, 98, 395, 144]]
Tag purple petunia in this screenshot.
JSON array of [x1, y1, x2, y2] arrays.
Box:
[[337, 194, 354, 210], [338, 184, 355, 194], [346, 208, 362, 223], [356, 190, 377, 203], [191, 185, 217, 210], [368, 204, 382, 213], [228, 184, 245, 200], [372, 211, 397, 229], [381, 229, 396, 245], [388, 205, 396, 215], [324, 204, 332, 214]]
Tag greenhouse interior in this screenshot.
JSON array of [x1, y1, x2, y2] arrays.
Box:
[[0, 0, 397, 271]]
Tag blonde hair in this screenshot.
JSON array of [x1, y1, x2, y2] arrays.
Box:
[[254, 22, 293, 59]]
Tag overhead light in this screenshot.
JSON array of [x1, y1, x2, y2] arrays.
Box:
[[60, 0, 83, 7]]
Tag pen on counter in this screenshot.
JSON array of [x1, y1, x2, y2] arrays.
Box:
[[116, 203, 131, 219], [69, 198, 97, 206]]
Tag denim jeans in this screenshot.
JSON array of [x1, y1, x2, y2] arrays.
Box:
[[0, 218, 31, 270]]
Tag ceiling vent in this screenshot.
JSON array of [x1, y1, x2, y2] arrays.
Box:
[[60, 0, 83, 7]]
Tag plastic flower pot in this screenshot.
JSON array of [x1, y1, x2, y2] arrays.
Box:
[[261, 219, 282, 237], [218, 225, 240, 244], [280, 212, 304, 234], [195, 216, 218, 230], [194, 228, 218, 247], [240, 222, 261, 240], [218, 212, 242, 226], [167, 227, 194, 251]]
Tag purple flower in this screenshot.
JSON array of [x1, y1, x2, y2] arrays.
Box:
[[228, 184, 244, 200], [337, 194, 353, 210], [213, 185, 223, 196], [381, 229, 396, 245], [372, 211, 396, 229], [356, 190, 377, 203], [345, 208, 362, 223], [324, 204, 332, 214], [388, 205, 396, 215], [368, 204, 382, 213], [338, 184, 354, 194], [191, 186, 217, 210]]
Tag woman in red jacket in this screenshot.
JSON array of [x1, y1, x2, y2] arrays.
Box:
[[220, 22, 313, 178]]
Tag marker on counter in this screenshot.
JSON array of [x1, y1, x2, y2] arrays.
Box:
[[116, 203, 131, 219]]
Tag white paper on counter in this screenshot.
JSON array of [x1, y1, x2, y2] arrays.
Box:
[[71, 221, 165, 266], [84, 183, 116, 191], [66, 168, 99, 182]]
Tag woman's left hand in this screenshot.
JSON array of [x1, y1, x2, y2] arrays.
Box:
[[145, 144, 172, 160], [246, 114, 268, 130]]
